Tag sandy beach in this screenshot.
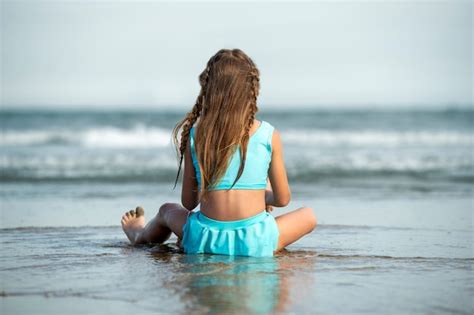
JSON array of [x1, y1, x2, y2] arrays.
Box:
[[1, 198, 472, 314]]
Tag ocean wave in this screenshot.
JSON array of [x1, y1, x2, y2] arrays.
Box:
[[2, 163, 472, 183], [2, 150, 472, 173], [1, 125, 172, 148], [282, 129, 473, 146], [1, 126, 472, 148]]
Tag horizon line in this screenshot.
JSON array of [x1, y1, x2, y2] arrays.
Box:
[[1, 103, 472, 112]]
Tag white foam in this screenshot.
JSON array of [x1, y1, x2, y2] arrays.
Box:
[[282, 129, 473, 147], [1, 127, 472, 148], [286, 151, 473, 173], [81, 125, 171, 148], [2, 148, 472, 180], [1, 125, 172, 148]]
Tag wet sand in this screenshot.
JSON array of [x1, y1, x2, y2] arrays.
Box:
[[1, 209, 472, 314]]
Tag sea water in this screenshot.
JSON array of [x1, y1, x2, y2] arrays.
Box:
[[1, 108, 473, 314]]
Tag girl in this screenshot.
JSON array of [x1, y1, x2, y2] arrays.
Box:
[[121, 49, 317, 257]]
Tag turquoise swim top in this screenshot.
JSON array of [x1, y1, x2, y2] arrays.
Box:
[[190, 120, 274, 190]]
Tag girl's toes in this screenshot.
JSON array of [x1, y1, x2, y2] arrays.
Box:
[[129, 210, 136, 217], [136, 207, 145, 217]]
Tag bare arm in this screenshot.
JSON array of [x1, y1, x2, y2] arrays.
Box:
[[265, 179, 275, 212], [181, 138, 199, 210], [266, 129, 291, 207]]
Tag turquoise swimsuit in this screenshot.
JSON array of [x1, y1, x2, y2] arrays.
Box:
[[182, 120, 280, 257]]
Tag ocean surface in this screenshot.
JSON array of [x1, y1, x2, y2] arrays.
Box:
[[1, 108, 473, 314]]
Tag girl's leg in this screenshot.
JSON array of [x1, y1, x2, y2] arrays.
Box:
[[121, 203, 190, 245], [274, 207, 317, 251]]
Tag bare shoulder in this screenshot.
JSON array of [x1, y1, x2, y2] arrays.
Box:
[[271, 128, 283, 153]]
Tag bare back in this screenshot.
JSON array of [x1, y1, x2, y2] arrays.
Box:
[[200, 188, 266, 221], [181, 119, 291, 221]]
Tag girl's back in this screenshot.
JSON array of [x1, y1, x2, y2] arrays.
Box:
[[189, 119, 271, 221], [174, 49, 291, 222]]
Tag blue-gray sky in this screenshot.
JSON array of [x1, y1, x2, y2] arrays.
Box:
[[1, 0, 472, 109]]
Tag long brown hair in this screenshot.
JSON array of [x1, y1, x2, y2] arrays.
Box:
[[172, 49, 260, 200]]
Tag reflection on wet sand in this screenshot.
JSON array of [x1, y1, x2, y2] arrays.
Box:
[[148, 245, 317, 314]]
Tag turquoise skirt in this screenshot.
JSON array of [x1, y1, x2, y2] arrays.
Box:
[[182, 210, 280, 257]]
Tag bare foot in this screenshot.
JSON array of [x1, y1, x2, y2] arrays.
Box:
[[121, 206, 145, 245]]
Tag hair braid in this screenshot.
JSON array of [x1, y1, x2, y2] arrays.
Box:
[[172, 87, 205, 189], [228, 64, 260, 189], [172, 98, 201, 189], [173, 48, 262, 199], [172, 60, 217, 189]]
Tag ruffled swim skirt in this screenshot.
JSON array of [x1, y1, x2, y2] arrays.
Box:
[[182, 210, 280, 257]]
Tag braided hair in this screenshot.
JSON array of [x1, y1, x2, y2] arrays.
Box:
[[172, 49, 261, 200], [229, 63, 260, 189]]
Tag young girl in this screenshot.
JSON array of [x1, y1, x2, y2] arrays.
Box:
[[121, 49, 317, 257]]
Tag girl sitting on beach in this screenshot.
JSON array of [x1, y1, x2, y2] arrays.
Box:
[[121, 49, 317, 257]]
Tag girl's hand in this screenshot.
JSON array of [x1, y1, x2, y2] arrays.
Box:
[[266, 204, 274, 212], [265, 189, 273, 212], [265, 179, 274, 212]]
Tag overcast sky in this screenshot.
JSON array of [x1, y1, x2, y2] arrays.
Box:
[[1, 0, 472, 109]]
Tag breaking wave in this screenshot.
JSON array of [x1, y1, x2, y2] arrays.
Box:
[[1, 127, 472, 148]]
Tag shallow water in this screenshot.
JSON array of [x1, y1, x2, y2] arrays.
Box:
[[1, 222, 472, 315]]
